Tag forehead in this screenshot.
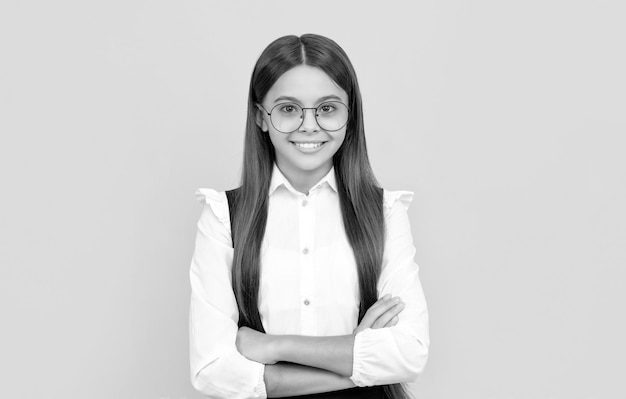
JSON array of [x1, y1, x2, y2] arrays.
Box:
[[264, 64, 348, 104]]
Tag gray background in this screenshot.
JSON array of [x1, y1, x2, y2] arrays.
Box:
[[1, 1, 625, 398]]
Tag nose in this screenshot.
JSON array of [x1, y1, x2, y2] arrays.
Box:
[[298, 108, 320, 133]]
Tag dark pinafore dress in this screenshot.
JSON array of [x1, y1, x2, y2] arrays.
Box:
[[278, 386, 389, 398]]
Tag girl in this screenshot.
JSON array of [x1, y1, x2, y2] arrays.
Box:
[[189, 34, 429, 399]]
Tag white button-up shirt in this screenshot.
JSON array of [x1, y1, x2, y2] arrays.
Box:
[[189, 164, 429, 398]]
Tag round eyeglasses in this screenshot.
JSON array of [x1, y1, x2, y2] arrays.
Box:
[[258, 101, 349, 134]]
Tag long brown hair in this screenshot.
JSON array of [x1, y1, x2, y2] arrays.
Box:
[[230, 34, 407, 398]]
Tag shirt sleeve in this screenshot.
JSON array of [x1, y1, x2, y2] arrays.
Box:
[[189, 188, 267, 398], [349, 190, 430, 387]]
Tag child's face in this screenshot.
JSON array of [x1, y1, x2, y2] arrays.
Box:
[[257, 64, 349, 182]]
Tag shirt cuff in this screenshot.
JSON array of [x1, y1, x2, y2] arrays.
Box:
[[349, 328, 393, 386], [254, 362, 267, 398], [349, 327, 422, 387]]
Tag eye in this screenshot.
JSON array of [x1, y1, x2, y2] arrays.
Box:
[[319, 103, 337, 113], [278, 103, 300, 114]]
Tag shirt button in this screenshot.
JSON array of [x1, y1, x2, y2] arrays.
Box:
[[303, 299, 310, 306], [301, 199, 308, 207], [302, 248, 309, 255]]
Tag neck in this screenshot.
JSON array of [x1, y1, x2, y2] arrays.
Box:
[[276, 161, 332, 195]]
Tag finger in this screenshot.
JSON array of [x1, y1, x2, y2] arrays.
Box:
[[372, 301, 405, 328], [362, 295, 396, 322], [370, 294, 391, 310], [384, 315, 399, 328], [354, 296, 399, 334], [360, 296, 401, 329], [360, 295, 390, 320]]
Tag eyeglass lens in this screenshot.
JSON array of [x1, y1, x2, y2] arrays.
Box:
[[269, 102, 348, 133]]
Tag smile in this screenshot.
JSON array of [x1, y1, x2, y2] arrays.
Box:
[[291, 141, 326, 149]]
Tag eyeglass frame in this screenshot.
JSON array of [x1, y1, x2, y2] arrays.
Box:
[[256, 101, 350, 134]]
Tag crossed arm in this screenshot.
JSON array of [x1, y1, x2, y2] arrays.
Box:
[[235, 295, 405, 397]]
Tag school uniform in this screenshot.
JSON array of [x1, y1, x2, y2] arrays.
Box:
[[189, 164, 429, 398]]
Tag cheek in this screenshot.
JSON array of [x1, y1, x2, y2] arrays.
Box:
[[267, 131, 287, 149], [331, 131, 347, 150]]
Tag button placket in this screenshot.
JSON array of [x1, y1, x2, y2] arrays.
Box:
[[299, 193, 316, 335]]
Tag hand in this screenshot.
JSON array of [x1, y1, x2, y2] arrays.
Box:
[[236, 326, 278, 365], [353, 294, 405, 335]]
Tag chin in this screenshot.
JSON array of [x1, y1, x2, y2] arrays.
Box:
[[280, 155, 334, 174], [294, 160, 332, 173]]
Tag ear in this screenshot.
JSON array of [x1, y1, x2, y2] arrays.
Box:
[[254, 105, 269, 132]]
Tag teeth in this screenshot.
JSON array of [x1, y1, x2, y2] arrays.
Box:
[[294, 142, 323, 149]]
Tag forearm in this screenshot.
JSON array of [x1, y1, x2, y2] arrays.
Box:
[[274, 334, 355, 377], [264, 362, 355, 397]]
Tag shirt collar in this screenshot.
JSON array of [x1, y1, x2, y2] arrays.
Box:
[[269, 163, 338, 196]]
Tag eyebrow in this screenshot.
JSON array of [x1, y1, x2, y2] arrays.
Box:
[[273, 95, 343, 104]]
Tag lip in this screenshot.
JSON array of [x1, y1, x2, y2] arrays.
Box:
[[290, 141, 328, 153]]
